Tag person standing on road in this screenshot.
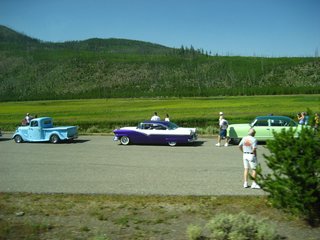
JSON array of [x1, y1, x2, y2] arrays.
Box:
[[238, 128, 261, 189], [216, 112, 229, 147]]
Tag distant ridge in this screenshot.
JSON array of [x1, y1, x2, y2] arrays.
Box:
[[0, 25, 319, 101], [0, 24, 172, 54], [0, 25, 40, 44], [60, 38, 173, 54]]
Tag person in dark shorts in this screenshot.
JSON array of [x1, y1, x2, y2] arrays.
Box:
[[216, 112, 229, 147]]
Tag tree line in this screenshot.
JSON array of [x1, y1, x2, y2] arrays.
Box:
[[0, 25, 319, 101]]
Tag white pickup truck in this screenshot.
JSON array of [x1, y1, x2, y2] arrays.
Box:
[[12, 117, 78, 144]]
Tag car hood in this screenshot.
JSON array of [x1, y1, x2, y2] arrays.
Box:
[[176, 127, 197, 134], [117, 127, 137, 130]]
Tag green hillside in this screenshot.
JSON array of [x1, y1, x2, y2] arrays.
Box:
[[0, 25, 319, 101]]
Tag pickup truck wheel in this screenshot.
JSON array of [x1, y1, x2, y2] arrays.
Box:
[[14, 135, 23, 143], [50, 134, 60, 144], [120, 136, 130, 145]]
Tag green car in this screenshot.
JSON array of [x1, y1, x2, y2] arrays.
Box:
[[228, 116, 303, 144]]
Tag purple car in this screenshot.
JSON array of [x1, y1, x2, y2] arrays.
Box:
[[113, 121, 198, 146]]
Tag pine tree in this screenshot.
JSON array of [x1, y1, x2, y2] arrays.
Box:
[[257, 127, 320, 226]]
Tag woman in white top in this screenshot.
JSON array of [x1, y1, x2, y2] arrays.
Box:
[[164, 114, 170, 122]]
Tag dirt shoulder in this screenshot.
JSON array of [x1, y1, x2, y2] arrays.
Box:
[[1, 193, 319, 240]]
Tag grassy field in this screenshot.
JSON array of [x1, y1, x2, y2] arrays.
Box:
[[1, 193, 320, 240], [0, 95, 319, 133]]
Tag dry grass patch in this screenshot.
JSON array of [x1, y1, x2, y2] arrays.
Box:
[[0, 193, 319, 240]]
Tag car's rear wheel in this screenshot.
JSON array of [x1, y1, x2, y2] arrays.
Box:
[[120, 136, 130, 145], [50, 134, 60, 144], [168, 141, 177, 146], [14, 135, 23, 143]]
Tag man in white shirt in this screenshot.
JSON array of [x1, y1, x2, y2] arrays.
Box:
[[239, 128, 260, 189], [25, 113, 31, 125], [151, 112, 160, 121]]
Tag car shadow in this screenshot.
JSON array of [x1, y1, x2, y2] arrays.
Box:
[[227, 141, 267, 146], [257, 141, 267, 145], [9, 139, 91, 144], [118, 140, 205, 147], [0, 137, 12, 142], [68, 139, 90, 144], [191, 140, 205, 147]]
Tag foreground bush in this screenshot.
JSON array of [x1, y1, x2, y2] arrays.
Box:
[[187, 212, 281, 240], [258, 127, 320, 226]]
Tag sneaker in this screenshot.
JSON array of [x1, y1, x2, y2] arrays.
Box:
[[224, 143, 228, 147], [243, 182, 249, 188], [215, 143, 221, 147], [251, 182, 261, 189]]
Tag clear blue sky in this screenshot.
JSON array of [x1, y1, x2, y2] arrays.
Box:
[[1, 0, 319, 57]]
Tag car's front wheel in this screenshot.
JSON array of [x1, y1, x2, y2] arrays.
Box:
[[14, 135, 23, 143], [168, 141, 177, 146], [120, 136, 130, 145], [50, 134, 60, 144]]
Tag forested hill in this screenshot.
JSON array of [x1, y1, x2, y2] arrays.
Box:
[[0, 25, 319, 101]]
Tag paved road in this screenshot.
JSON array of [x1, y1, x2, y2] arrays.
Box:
[[0, 133, 270, 195]]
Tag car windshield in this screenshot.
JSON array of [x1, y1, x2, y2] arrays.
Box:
[[137, 122, 179, 130], [250, 119, 257, 127], [167, 122, 179, 130], [252, 119, 269, 127]]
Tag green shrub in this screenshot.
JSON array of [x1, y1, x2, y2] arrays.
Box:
[[186, 224, 202, 240], [196, 125, 218, 135], [258, 127, 320, 226], [186, 212, 281, 240], [206, 212, 280, 240], [85, 126, 101, 134]]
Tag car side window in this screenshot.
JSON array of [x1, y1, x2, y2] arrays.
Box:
[[270, 119, 295, 127], [270, 119, 283, 126], [143, 124, 153, 129], [154, 124, 167, 130]]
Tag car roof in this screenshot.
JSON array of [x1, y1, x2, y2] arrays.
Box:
[[141, 121, 172, 126], [32, 117, 51, 120], [255, 116, 293, 121]]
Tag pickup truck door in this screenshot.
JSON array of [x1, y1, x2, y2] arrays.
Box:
[[28, 120, 42, 140]]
